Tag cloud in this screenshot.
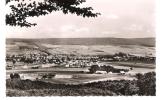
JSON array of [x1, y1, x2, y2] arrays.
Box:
[[60, 25, 76, 33], [75, 27, 89, 33], [123, 24, 143, 31], [101, 31, 117, 35], [60, 25, 89, 33], [105, 14, 119, 19]]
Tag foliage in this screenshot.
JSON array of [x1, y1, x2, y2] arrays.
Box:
[[6, 0, 100, 27], [6, 79, 139, 96], [6, 72, 156, 96], [136, 72, 156, 95]]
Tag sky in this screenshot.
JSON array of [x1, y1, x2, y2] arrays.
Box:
[[6, 0, 156, 38]]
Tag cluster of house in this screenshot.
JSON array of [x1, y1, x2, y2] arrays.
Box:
[[6, 53, 99, 69], [6, 52, 155, 69]]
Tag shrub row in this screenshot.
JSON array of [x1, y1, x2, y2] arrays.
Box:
[[6, 72, 156, 96]]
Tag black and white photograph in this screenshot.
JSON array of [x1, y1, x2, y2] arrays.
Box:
[[5, 0, 156, 97]]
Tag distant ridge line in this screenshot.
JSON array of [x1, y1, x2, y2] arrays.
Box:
[[6, 37, 155, 47]]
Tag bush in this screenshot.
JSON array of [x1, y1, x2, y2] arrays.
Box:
[[6, 72, 156, 96], [136, 72, 156, 96]]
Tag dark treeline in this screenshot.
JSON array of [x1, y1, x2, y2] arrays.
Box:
[[6, 72, 156, 96]]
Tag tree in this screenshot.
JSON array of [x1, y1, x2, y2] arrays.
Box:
[[136, 72, 156, 95], [6, 0, 101, 27], [89, 65, 99, 73]]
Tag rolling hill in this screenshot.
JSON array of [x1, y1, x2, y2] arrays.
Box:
[[6, 38, 155, 47]]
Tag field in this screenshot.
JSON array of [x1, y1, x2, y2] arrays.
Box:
[[6, 38, 156, 96], [107, 61, 155, 69], [6, 63, 154, 85], [41, 44, 155, 56], [6, 38, 155, 56]]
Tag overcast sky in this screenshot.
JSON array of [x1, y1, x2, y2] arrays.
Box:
[[6, 0, 155, 38]]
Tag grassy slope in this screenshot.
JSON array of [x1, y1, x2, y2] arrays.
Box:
[[108, 61, 155, 69], [6, 38, 155, 56]]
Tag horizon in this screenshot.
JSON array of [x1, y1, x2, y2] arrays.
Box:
[[6, 37, 155, 39]]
